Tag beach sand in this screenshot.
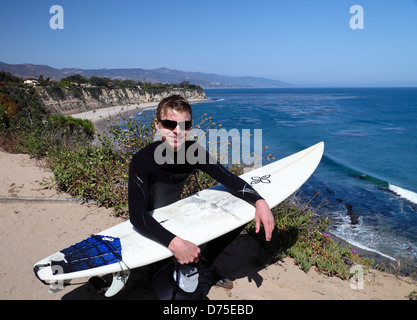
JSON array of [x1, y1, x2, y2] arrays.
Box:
[[71, 102, 157, 133], [1, 150, 416, 300], [1, 101, 416, 300]]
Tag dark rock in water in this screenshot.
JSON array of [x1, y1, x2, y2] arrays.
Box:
[[325, 187, 335, 195], [345, 204, 359, 225]]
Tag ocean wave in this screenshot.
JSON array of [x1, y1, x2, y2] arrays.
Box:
[[322, 155, 389, 188], [335, 130, 374, 138], [334, 233, 397, 261], [329, 212, 397, 261], [389, 184, 417, 205], [382, 127, 407, 134], [322, 155, 417, 207]]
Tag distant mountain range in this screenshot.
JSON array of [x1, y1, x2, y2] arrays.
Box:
[[0, 61, 291, 88]]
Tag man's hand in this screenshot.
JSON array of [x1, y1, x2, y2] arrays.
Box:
[[254, 199, 275, 241], [168, 236, 201, 264]]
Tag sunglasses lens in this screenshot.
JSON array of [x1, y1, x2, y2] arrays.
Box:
[[160, 120, 192, 130], [184, 121, 192, 130], [161, 120, 177, 130]]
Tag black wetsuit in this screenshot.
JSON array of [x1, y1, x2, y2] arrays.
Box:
[[128, 140, 263, 263]]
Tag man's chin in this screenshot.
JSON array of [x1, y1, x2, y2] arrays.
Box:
[[165, 137, 186, 151]]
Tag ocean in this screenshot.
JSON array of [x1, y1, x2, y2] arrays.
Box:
[[130, 87, 417, 264]]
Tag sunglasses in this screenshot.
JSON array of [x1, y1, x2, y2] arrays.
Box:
[[158, 119, 193, 131]]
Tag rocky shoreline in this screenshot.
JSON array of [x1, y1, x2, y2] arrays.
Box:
[[36, 86, 206, 116]]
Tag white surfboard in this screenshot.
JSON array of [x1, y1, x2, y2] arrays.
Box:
[[34, 141, 324, 297]]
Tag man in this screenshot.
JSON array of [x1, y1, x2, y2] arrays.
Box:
[[128, 95, 274, 287]]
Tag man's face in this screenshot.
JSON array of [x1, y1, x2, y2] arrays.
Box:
[[155, 108, 191, 152]]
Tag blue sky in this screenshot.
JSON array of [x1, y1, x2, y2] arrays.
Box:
[[1, 0, 417, 86]]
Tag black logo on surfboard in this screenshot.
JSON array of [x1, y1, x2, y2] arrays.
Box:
[[250, 174, 271, 184]]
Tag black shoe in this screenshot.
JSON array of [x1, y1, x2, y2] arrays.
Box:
[[88, 276, 110, 295], [211, 267, 233, 289]]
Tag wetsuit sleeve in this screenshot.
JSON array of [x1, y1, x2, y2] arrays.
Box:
[[196, 148, 264, 206], [128, 155, 176, 248]]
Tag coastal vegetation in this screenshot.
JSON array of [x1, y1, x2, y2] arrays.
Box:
[[246, 200, 373, 279], [50, 75, 204, 98], [0, 71, 376, 282], [2, 71, 205, 116]]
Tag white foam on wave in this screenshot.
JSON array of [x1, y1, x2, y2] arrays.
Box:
[[331, 229, 397, 261], [389, 184, 417, 205], [330, 210, 397, 261], [337, 235, 396, 261]]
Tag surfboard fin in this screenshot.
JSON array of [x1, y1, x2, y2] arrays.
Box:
[[88, 270, 130, 297], [104, 270, 131, 297]]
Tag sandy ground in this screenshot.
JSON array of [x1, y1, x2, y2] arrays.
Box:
[[1, 102, 416, 300], [1, 149, 416, 300], [70, 102, 157, 132]]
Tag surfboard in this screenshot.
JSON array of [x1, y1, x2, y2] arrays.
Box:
[[34, 141, 324, 297]]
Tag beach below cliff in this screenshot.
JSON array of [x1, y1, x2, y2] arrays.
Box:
[[1, 148, 416, 300], [71, 98, 207, 132]]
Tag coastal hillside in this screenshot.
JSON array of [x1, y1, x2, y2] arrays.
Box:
[[37, 86, 205, 115], [0, 71, 205, 116], [0, 61, 291, 88]]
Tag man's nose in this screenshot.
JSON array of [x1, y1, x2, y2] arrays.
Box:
[[173, 123, 186, 133]]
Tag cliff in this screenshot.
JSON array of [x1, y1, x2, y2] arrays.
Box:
[[36, 86, 206, 115]]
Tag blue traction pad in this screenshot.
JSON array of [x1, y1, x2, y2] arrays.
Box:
[[51, 235, 122, 274]]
